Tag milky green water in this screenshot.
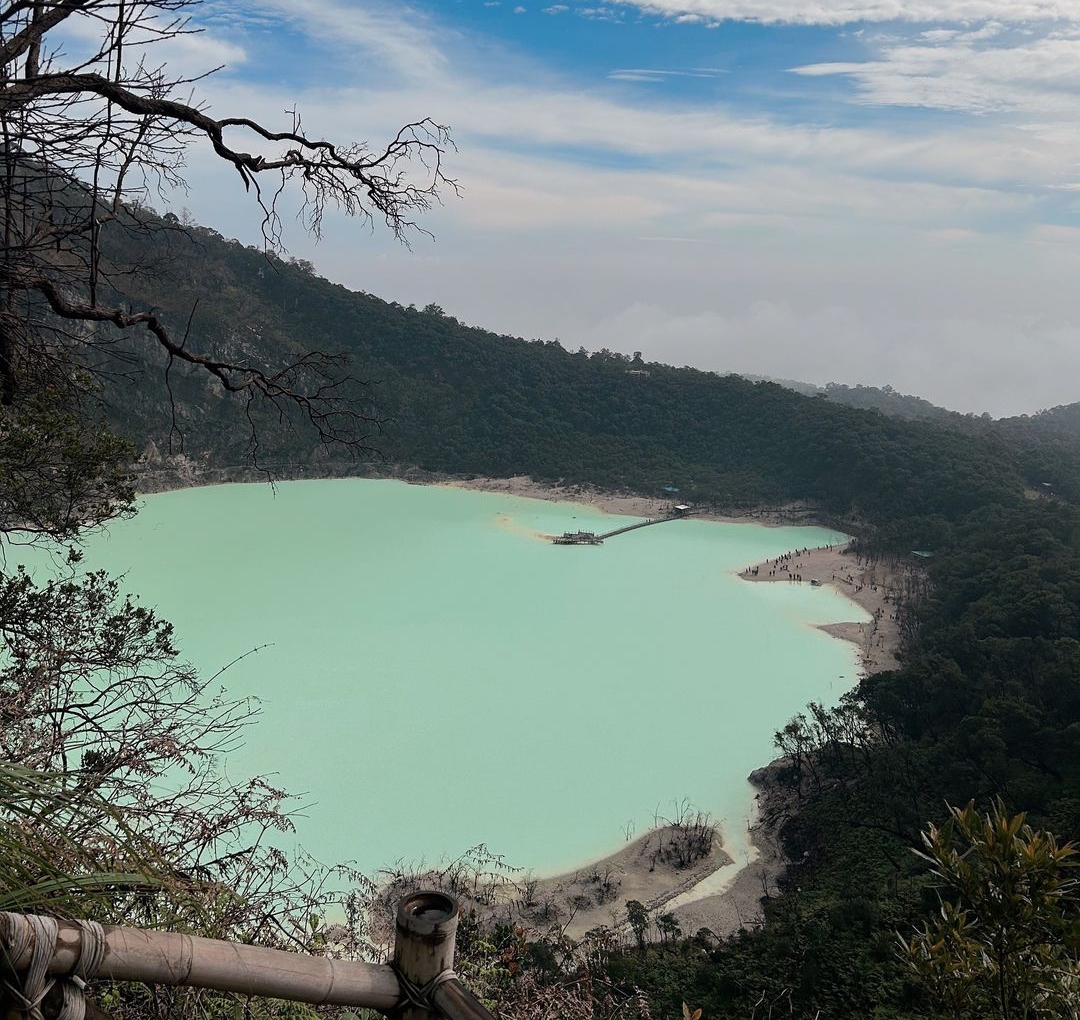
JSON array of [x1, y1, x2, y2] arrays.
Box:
[[75, 479, 863, 879]]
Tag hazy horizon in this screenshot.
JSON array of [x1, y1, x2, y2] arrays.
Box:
[[107, 0, 1080, 417]]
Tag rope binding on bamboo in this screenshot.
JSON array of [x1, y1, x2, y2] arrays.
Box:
[[391, 964, 458, 1015], [1, 913, 106, 1020]]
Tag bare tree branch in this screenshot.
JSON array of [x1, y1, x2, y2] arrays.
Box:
[[0, 0, 455, 467]]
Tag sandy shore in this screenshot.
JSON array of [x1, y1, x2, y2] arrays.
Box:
[[494, 823, 734, 942], [376, 767, 793, 949], [666, 762, 794, 939], [137, 463, 825, 528], [739, 543, 903, 674], [437, 473, 822, 526]]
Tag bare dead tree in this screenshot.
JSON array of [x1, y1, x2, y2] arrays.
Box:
[[0, 0, 455, 468]]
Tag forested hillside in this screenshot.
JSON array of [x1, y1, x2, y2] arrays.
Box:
[[96, 211, 1080, 1019], [764, 378, 969, 423], [770, 376, 1080, 503], [106, 215, 1044, 545]]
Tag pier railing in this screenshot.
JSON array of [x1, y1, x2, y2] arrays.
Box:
[[0, 891, 495, 1020]]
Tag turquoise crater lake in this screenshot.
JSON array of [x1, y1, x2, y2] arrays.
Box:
[[78, 479, 863, 879]]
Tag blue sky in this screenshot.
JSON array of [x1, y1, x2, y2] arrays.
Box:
[[419, 4, 860, 114], [152, 0, 1080, 414]]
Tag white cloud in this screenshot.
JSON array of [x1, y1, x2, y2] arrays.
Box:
[[608, 67, 727, 78], [1026, 222, 1080, 243], [164, 0, 1080, 415], [230, 0, 448, 82], [441, 163, 674, 230], [923, 226, 981, 241], [432, 79, 1077, 191], [578, 6, 627, 19], [964, 19, 1004, 38], [605, 1, 1080, 26], [55, 6, 248, 77], [179, 32, 1076, 242], [793, 29, 1080, 113]]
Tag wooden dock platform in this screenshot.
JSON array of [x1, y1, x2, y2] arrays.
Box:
[[551, 508, 693, 546], [552, 530, 604, 545]]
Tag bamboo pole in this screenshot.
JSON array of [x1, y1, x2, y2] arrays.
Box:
[[2, 913, 399, 1011], [2, 896, 499, 1020], [431, 978, 499, 1020], [391, 891, 497, 1020], [393, 891, 459, 1020]]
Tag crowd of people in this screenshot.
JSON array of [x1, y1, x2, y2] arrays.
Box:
[[742, 545, 830, 583]]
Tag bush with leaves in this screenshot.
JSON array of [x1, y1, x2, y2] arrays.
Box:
[[900, 800, 1080, 1020]]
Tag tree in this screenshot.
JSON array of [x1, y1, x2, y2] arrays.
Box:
[[656, 912, 681, 943], [901, 800, 1080, 1020], [773, 714, 821, 796], [0, 0, 445, 963], [0, 0, 454, 460], [625, 899, 649, 949]]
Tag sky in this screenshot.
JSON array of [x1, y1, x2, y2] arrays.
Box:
[[132, 0, 1080, 415]]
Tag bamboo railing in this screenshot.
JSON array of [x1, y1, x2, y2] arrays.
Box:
[[0, 891, 495, 1020]]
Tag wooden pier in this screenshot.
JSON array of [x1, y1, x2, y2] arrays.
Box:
[[552, 506, 693, 546]]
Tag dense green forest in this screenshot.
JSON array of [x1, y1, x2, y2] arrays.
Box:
[[89, 213, 1080, 1018], [105, 215, 1070, 538]]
